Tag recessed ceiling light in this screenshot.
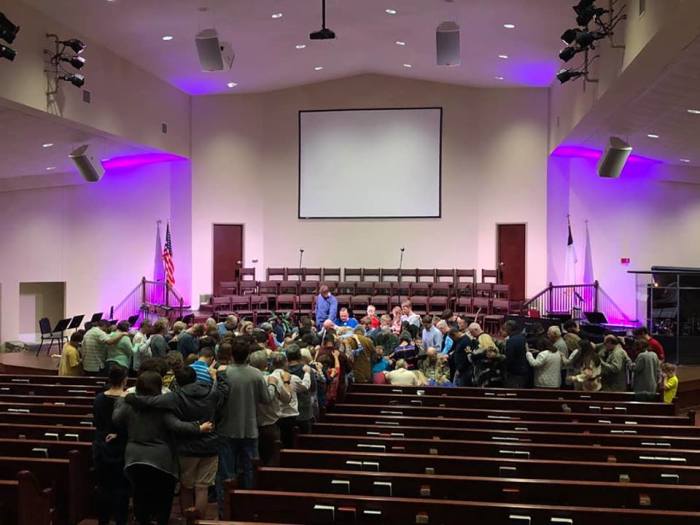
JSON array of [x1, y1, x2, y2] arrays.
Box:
[[385, 8, 398, 15], [403, 63, 412, 68], [42, 143, 53, 148], [46, 166, 56, 171], [161, 35, 173, 41], [680, 158, 691, 163], [226, 82, 238, 88], [503, 23, 515, 29], [498, 54, 509, 59], [495, 76, 505, 80], [647, 133, 659, 138], [688, 109, 700, 114], [295, 44, 306, 49], [271, 12, 283, 19], [395, 40, 406, 46], [314, 66, 324, 71]]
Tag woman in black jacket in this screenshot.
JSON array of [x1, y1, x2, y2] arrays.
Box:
[[113, 370, 213, 525], [93, 365, 129, 525], [125, 365, 228, 519]]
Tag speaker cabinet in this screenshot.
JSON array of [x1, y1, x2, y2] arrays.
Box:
[[597, 136, 632, 178]]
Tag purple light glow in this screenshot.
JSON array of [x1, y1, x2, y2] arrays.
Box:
[[508, 60, 562, 87], [102, 153, 188, 170], [551, 145, 661, 165]]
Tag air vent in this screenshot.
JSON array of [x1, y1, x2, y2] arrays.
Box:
[[82, 90, 91, 103], [161, 122, 168, 134]]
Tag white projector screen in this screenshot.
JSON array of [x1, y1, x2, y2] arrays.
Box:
[[298, 107, 442, 219]]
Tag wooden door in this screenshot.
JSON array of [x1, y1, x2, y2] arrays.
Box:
[[212, 224, 244, 296], [497, 224, 526, 301]]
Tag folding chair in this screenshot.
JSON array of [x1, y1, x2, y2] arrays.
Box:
[[363, 268, 381, 282], [285, 268, 303, 281], [321, 268, 341, 282], [36, 317, 70, 356], [344, 268, 362, 281], [266, 267, 286, 281], [303, 267, 322, 281], [484, 298, 510, 334]]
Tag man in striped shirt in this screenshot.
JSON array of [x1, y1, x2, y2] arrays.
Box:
[[190, 347, 215, 385], [81, 320, 125, 375]]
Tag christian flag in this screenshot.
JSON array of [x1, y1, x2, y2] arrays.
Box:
[[564, 216, 578, 285], [163, 222, 176, 287]]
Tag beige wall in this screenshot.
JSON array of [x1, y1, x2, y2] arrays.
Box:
[[191, 74, 549, 303], [0, 0, 190, 156]]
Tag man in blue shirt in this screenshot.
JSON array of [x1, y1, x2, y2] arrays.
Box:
[[337, 307, 359, 328], [315, 285, 338, 328], [421, 315, 443, 352]]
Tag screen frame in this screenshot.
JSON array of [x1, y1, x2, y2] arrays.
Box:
[[297, 106, 443, 220]]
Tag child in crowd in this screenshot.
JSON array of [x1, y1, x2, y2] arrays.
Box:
[[57, 331, 84, 376], [661, 362, 679, 404]]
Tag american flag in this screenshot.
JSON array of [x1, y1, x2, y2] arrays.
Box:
[[163, 222, 176, 287]]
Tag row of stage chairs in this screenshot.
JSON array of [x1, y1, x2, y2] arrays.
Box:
[[221, 279, 511, 299], [259, 267, 500, 283]]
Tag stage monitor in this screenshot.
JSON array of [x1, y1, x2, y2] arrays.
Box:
[[584, 311, 608, 325], [298, 107, 442, 219]]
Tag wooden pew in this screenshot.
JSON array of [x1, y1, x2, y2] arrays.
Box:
[[256, 466, 700, 511], [226, 489, 700, 524], [0, 394, 95, 406], [297, 433, 700, 466], [0, 382, 101, 396], [0, 401, 93, 415], [0, 422, 94, 442], [344, 391, 674, 415], [312, 421, 700, 450], [0, 374, 108, 385], [350, 382, 660, 401], [0, 437, 92, 463], [0, 471, 54, 525], [280, 449, 700, 485], [0, 411, 93, 426], [0, 454, 85, 524], [330, 403, 690, 426], [321, 412, 700, 437]]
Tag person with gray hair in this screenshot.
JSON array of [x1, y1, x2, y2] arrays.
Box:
[[217, 315, 238, 338], [270, 348, 311, 448], [249, 350, 290, 466], [547, 325, 569, 357]]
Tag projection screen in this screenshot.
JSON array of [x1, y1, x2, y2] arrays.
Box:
[[298, 107, 442, 219]]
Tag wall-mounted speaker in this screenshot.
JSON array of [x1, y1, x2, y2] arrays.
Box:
[[69, 144, 104, 182], [195, 29, 234, 72], [597, 136, 632, 178], [436, 21, 460, 66]]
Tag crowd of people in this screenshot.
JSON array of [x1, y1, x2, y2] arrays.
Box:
[[51, 293, 679, 524]]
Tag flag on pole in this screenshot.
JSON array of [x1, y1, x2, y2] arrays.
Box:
[[583, 220, 594, 284], [153, 221, 165, 283], [564, 216, 578, 285], [163, 222, 176, 287]]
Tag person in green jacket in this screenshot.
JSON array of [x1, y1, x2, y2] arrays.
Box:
[[106, 321, 133, 372], [598, 335, 631, 392]]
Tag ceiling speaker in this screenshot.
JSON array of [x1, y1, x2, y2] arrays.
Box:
[[436, 21, 460, 66], [597, 136, 632, 178], [195, 29, 234, 72], [69, 144, 104, 183]]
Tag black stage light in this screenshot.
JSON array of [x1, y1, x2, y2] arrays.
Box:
[[0, 12, 19, 44], [61, 55, 86, 69], [559, 46, 579, 62], [61, 38, 86, 54], [576, 6, 607, 27], [557, 68, 584, 84], [0, 42, 15, 61], [60, 73, 85, 88], [561, 28, 580, 44]]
